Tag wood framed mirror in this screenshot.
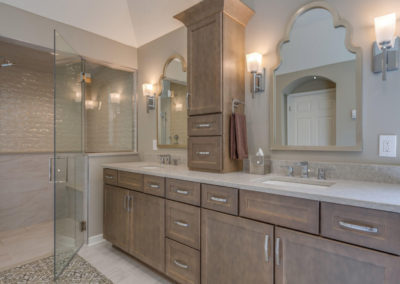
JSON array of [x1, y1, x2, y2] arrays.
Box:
[[271, 1, 363, 152], [157, 54, 188, 149]]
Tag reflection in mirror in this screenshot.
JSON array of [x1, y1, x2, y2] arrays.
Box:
[[157, 55, 187, 148], [272, 5, 362, 150]]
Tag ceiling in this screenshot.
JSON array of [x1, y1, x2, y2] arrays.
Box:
[[0, 0, 201, 48]]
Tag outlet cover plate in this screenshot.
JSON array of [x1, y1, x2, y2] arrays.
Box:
[[379, 135, 397, 158]]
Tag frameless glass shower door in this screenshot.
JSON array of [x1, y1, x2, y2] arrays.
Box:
[[53, 31, 86, 278]]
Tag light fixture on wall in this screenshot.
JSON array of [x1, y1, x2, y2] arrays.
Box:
[[246, 52, 265, 98], [109, 92, 121, 104], [373, 13, 399, 81], [85, 99, 98, 110], [143, 83, 156, 113]]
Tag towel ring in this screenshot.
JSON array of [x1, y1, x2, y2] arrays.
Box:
[[232, 99, 245, 114]]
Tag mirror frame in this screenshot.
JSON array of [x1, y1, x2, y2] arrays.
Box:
[[156, 54, 188, 149], [270, 1, 363, 152]]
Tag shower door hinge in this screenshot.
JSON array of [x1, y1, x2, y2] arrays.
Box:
[[80, 221, 87, 232]]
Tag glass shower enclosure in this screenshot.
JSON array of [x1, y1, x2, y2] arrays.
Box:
[[53, 31, 86, 278]]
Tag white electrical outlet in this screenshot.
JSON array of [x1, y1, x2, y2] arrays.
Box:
[[379, 135, 397, 158], [153, 139, 158, 151]]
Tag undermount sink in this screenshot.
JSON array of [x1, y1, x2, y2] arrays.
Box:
[[261, 176, 335, 190]]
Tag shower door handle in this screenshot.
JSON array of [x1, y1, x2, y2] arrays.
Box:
[[49, 157, 68, 183]]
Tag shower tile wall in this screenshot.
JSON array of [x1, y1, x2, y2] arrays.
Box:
[[0, 40, 53, 153], [0, 154, 53, 231]]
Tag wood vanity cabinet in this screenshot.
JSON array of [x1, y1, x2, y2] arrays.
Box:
[[129, 191, 165, 272], [275, 227, 400, 284], [202, 209, 274, 284], [103, 185, 130, 251], [103, 171, 165, 273], [175, 0, 254, 173]]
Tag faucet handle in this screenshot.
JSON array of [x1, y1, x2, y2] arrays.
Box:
[[318, 168, 326, 180], [281, 165, 294, 177]]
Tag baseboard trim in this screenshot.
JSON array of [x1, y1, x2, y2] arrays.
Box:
[[88, 234, 105, 246]]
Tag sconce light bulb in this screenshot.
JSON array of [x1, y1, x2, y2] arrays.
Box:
[[246, 52, 263, 73], [375, 13, 396, 48]]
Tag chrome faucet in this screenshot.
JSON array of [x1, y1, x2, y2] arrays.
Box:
[[159, 154, 171, 165], [281, 165, 294, 177], [297, 161, 310, 178]]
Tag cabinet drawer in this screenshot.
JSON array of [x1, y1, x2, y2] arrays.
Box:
[[118, 171, 143, 191], [321, 202, 400, 255], [202, 184, 238, 215], [166, 179, 201, 206], [166, 200, 200, 250], [240, 190, 319, 234], [103, 169, 118, 185], [166, 238, 200, 284], [188, 114, 222, 136], [188, 137, 222, 172], [143, 175, 165, 197]]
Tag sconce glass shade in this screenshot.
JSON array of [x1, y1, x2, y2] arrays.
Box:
[[74, 92, 81, 103], [246, 52, 262, 73], [142, 83, 154, 97], [85, 100, 98, 110], [375, 13, 396, 47], [109, 92, 121, 104]]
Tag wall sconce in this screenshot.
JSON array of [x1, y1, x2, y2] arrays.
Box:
[[246, 52, 265, 98], [373, 13, 399, 80], [175, 103, 183, 111], [74, 92, 81, 103], [143, 83, 156, 113], [109, 92, 121, 104], [85, 99, 98, 110]]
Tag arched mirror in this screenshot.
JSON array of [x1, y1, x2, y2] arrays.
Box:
[[271, 2, 362, 151], [157, 55, 187, 148]]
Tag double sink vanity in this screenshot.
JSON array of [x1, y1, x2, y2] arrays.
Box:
[[102, 162, 400, 284]]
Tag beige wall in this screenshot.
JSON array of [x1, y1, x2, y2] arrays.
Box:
[[0, 3, 137, 69], [138, 27, 187, 158], [138, 0, 400, 165]]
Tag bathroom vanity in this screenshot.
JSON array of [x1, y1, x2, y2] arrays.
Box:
[[102, 163, 400, 284]]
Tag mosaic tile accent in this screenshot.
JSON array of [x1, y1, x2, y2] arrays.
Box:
[[0, 254, 112, 283]]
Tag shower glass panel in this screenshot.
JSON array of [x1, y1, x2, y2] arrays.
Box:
[[53, 31, 85, 278]]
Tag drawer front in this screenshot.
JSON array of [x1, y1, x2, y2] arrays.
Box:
[[166, 238, 200, 284], [166, 179, 201, 206], [166, 200, 200, 250], [188, 114, 222, 136], [188, 137, 222, 172], [321, 202, 400, 255], [117, 171, 143, 191], [240, 190, 319, 234], [103, 169, 118, 185], [201, 184, 238, 215], [143, 175, 165, 197]]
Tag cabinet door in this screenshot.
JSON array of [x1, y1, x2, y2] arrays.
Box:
[[188, 13, 222, 115], [275, 227, 400, 284], [130, 191, 165, 272], [202, 209, 273, 284], [103, 185, 130, 251]]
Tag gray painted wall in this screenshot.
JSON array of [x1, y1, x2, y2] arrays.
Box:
[[138, 0, 400, 165], [0, 3, 138, 69]]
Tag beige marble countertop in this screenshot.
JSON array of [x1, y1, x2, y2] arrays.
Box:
[[102, 162, 400, 213]]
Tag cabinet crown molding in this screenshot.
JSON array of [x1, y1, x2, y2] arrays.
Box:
[[174, 0, 254, 27]]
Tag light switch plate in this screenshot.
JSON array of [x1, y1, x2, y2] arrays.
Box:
[[379, 135, 397, 158]]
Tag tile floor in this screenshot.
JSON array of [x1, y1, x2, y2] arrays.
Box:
[[0, 221, 170, 283], [79, 242, 172, 284], [0, 221, 53, 272]]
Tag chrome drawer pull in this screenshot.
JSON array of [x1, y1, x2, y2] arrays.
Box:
[[176, 189, 189, 195], [264, 234, 269, 263], [196, 123, 211, 128], [174, 260, 188, 269], [210, 196, 227, 203], [275, 238, 281, 266], [105, 175, 114, 179], [149, 184, 160, 189], [174, 220, 189, 228], [196, 151, 210, 156], [338, 221, 378, 233]]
